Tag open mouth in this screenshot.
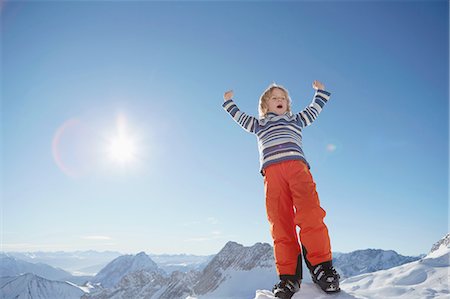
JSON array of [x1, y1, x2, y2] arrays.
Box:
[[277, 105, 283, 109]]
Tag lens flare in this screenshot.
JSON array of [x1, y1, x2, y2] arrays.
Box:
[[52, 118, 92, 178], [326, 143, 337, 152]]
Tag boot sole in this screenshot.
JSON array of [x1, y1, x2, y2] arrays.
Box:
[[273, 292, 294, 299]]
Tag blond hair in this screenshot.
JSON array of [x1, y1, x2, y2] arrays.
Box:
[[258, 83, 292, 118]]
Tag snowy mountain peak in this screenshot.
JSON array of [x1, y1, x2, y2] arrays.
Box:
[[212, 241, 273, 271], [192, 241, 274, 296], [92, 251, 163, 288], [0, 273, 85, 299], [132, 251, 157, 267], [135, 251, 147, 257], [222, 241, 242, 250], [429, 233, 450, 256], [422, 233, 450, 266]]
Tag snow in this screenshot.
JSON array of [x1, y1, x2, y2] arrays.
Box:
[[341, 236, 450, 298], [92, 251, 162, 288], [0, 273, 85, 299], [427, 242, 450, 260], [199, 267, 277, 299], [255, 284, 357, 299], [253, 234, 450, 299]]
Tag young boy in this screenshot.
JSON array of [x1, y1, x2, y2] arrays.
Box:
[[222, 81, 340, 298]]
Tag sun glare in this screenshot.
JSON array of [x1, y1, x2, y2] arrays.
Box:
[[109, 135, 136, 163], [108, 115, 137, 164]]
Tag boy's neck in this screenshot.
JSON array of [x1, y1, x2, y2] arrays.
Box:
[[266, 111, 289, 117]]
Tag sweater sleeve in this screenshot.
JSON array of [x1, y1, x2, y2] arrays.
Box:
[[222, 99, 258, 134], [296, 89, 331, 128]]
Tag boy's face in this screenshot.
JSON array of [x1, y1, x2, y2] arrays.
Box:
[[267, 88, 288, 115]]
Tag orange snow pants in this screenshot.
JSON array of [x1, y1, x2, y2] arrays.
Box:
[[263, 160, 332, 279]]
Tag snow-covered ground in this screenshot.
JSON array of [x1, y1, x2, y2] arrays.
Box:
[[255, 284, 357, 299], [340, 235, 450, 299], [199, 267, 277, 299], [254, 233, 450, 299]]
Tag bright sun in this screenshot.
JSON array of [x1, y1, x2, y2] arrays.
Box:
[[108, 115, 137, 164], [109, 135, 136, 163]]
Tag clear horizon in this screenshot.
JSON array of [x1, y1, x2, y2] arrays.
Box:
[[2, 1, 448, 257], [1, 235, 443, 256]]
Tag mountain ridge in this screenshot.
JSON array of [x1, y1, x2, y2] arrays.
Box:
[[1, 234, 447, 299]]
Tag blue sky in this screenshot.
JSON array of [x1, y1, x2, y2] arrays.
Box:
[[1, 0, 448, 257]]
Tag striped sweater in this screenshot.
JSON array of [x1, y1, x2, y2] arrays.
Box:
[[222, 89, 331, 175]]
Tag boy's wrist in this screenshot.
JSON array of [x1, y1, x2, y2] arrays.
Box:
[[317, 89, 331, 96], [222, 98, 233, 107]]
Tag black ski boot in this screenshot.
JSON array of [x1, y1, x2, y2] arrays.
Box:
[[272, 279, 300, 299], [310, 261, 340, 293]]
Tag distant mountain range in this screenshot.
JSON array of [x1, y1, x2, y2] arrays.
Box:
[[84, 241, 276, 299], [81, 241, 425, 299], [149, 253, 214, 274], [333, 248, 420, 278], [0, 253, 72, 281], [1, 235, 447, 299], [4, 251, 123, 276], [4, 250, 212, 276]]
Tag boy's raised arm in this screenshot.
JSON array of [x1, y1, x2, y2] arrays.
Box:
[[296, 81, 331, 128], [222, 90, 257, 134]]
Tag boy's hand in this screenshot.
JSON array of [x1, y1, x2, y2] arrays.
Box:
[[224, 90, 234, 101], [312, 80, 325, 91]]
